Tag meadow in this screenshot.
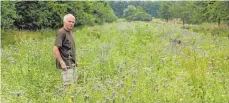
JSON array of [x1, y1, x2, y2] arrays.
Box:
[[1, 20, 229, 103]]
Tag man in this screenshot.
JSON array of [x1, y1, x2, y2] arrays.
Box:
[[53, 14, 77, 87]]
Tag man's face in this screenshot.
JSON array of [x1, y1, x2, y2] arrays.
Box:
[[64, 16, 75, 30]]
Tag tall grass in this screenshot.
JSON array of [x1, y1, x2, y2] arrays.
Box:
[[1, 29, 56, 46], [1, 21, 229, 102]]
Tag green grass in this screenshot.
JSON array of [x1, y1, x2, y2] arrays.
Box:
[[1, 21, 229, 103], [1, 29, 56, 46], [182, 23, 229, 37]]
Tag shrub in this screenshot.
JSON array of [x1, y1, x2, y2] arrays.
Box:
[[123, 5, 152, 21], [131, 12, 152, 21]]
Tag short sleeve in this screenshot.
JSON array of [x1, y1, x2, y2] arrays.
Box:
[[54, 31, 64, 47]]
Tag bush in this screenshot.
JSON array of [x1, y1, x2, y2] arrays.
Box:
[[131, 12, 152, 21], [123, 5, 152, 21]]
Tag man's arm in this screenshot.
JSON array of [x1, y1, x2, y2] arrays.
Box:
[[53, 46, 67, 70]]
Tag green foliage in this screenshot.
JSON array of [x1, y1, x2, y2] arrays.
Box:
[[206, 1, 229, 25], [158, 1, 229, 25], [1, 1, 117, 30], [1, 1, 17, 29], [89, 2, 117, 24], [183, 23, 229, 37], [1, 29, 55, 46], [65, 1, 117, 25], [14, 1, 56, 29], [65, 1, 94, 26], [131, 12, 152, 21], [14, 1, 68, 29], [123, 5, 152, 21], [136, 6, 145, 12], [108, 1, 128, 17], [123, 5, 136, 18], [103, 3, 118, 23], [169, 1, 192, 25], [142, 1, 160, 17], [109, 1, 160, 18], [46, 2, 68, 28], [158, 2, 173, 22], [187, 1, 207, 24]]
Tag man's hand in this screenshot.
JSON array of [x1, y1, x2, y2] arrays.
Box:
[[60, 61, 67, 71]]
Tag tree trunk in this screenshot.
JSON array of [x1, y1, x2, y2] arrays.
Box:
[[218, 19, 221, 26]]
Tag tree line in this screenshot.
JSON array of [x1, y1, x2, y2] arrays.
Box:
[[109, 1, 229, 25], [1, 1, 117, 30], [1, 1, 229, 30], [158, 1, 229, 25]]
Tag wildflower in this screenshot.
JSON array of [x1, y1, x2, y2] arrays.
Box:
[[163, 83, 167, 88], [7, 57, 16, 63], [119, 66, 123, 71], [133, 80, 137, 85], [122, 75, 125, 79], [124, 61, 128, 65], [105, 80, 113, 85], [208, 65, 214, 70], [180, 98, 183, 102], [112, 91, 118, 99], [55, 86, 64, 91], [0, 49, 3, 57], [128, 90, 132, 94], [106, 75, 110, 79], [9, 90, 24, 97], [104, 95, 110, 103], [155, 87, 159, 92], [119, 81, 125, 88], [84, 94, 90, 100], [122, 96, 126, 103]]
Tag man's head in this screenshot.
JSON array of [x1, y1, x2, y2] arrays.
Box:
[[63, 14, 75, 31]]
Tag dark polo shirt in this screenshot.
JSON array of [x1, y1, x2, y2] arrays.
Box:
[[54, 28, 76, 69]]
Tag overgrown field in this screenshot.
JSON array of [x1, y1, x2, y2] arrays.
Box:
[[1, 21, 229, 103]]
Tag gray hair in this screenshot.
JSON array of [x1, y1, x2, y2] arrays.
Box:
[[63, 14, 75, 22]]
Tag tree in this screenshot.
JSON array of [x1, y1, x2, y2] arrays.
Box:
[[14, 1, 67, 30], [109, 1, 160, 18], [188, 1, 208, 24], [89, 2, 117, 24], [1, 1, 17, 29], [123, 5, 152, 21], [169, 1, 193, 25], [123, 5, 136, 18], [206, 1, 229, 26], [109, 1, 128, 18], [143, 1, 160, 17], [158, 2, 172, 22]]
